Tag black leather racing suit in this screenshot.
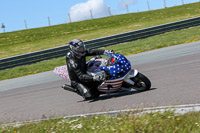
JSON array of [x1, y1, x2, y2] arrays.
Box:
[[66, 49, 105, 98]]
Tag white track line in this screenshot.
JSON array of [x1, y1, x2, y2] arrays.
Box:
[[64, 103, 200, 118], [1, 103, 200, 127]]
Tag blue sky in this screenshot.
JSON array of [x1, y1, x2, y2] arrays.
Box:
[[0, 0, 199, 33]]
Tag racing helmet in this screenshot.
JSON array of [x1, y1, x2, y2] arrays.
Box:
[[69, 39, 86, 56]]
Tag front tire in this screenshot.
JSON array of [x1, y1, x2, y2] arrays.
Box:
[[131, 72, 151, 91]]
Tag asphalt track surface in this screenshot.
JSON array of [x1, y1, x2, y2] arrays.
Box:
[[0, 41, 200, 123]]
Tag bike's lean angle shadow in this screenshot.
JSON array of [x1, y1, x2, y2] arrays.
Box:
[[81, 88, 157, 103]]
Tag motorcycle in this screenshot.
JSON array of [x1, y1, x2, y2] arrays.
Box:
[[54, 53, 151, 99]]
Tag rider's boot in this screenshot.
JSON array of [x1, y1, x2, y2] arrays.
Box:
[[62, 84, 76, 92], [76, 83, 92, 100]]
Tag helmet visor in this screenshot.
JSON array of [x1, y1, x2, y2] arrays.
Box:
[[74, 42, 86, 56], [76, 45, 85, 53]]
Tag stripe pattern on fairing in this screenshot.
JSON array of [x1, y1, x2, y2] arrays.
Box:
[[98, 76, 125, 93]]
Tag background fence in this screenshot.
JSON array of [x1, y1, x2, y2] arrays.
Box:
[[0, 16, 200, 70], [1, 1, 200, 33]]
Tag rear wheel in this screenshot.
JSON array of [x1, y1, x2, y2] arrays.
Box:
[[131, 72, 151, 91]]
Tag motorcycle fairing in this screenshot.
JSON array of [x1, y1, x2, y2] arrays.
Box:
[[98, 75, 125, 93], [97, 69, 138, 93], [123, 69, 138, 86], [99, 54, 131, 80]]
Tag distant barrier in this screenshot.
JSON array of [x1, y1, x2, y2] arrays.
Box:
[[0, 16, 200, 70]]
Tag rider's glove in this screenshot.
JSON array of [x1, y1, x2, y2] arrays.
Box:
[[104, 50, 114, 54], [93, 74, 105, 82]]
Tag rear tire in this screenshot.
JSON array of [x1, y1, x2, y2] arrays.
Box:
[[131, 72, 151, 91]]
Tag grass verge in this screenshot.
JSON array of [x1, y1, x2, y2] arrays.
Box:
[[1, 111, 200, 133], [0, 26, 199, 81]]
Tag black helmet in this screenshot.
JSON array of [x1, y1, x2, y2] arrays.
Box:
[[69, 39, 86, 56]]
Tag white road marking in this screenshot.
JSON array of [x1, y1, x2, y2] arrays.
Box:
[[63, 103, 200, 118], [2, 103, 200, 127]]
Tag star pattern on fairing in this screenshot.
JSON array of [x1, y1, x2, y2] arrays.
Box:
[[99, 53, 131, 80]]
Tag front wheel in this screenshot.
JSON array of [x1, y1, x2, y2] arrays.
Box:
[[131, 72, 151, 91]]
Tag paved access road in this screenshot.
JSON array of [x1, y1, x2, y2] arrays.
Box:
[[0, 41, 200, 123]]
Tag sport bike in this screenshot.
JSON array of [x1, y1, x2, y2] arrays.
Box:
[[54, 53, 151, 99]]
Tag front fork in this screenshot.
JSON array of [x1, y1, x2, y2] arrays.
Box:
[[123, 69, 138, 86]]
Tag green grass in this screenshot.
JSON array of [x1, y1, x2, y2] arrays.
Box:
[[0, 2, 200, 59], [103, 26, 200, 55], [0, 57, 66, 81], [0, 26, 199, 81], [1, 111, 200, 133]]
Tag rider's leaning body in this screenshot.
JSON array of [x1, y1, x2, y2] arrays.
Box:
[[64, 39, 114, 99]]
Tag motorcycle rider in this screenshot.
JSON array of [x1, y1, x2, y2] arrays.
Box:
[[63, 39, 114, 100]]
